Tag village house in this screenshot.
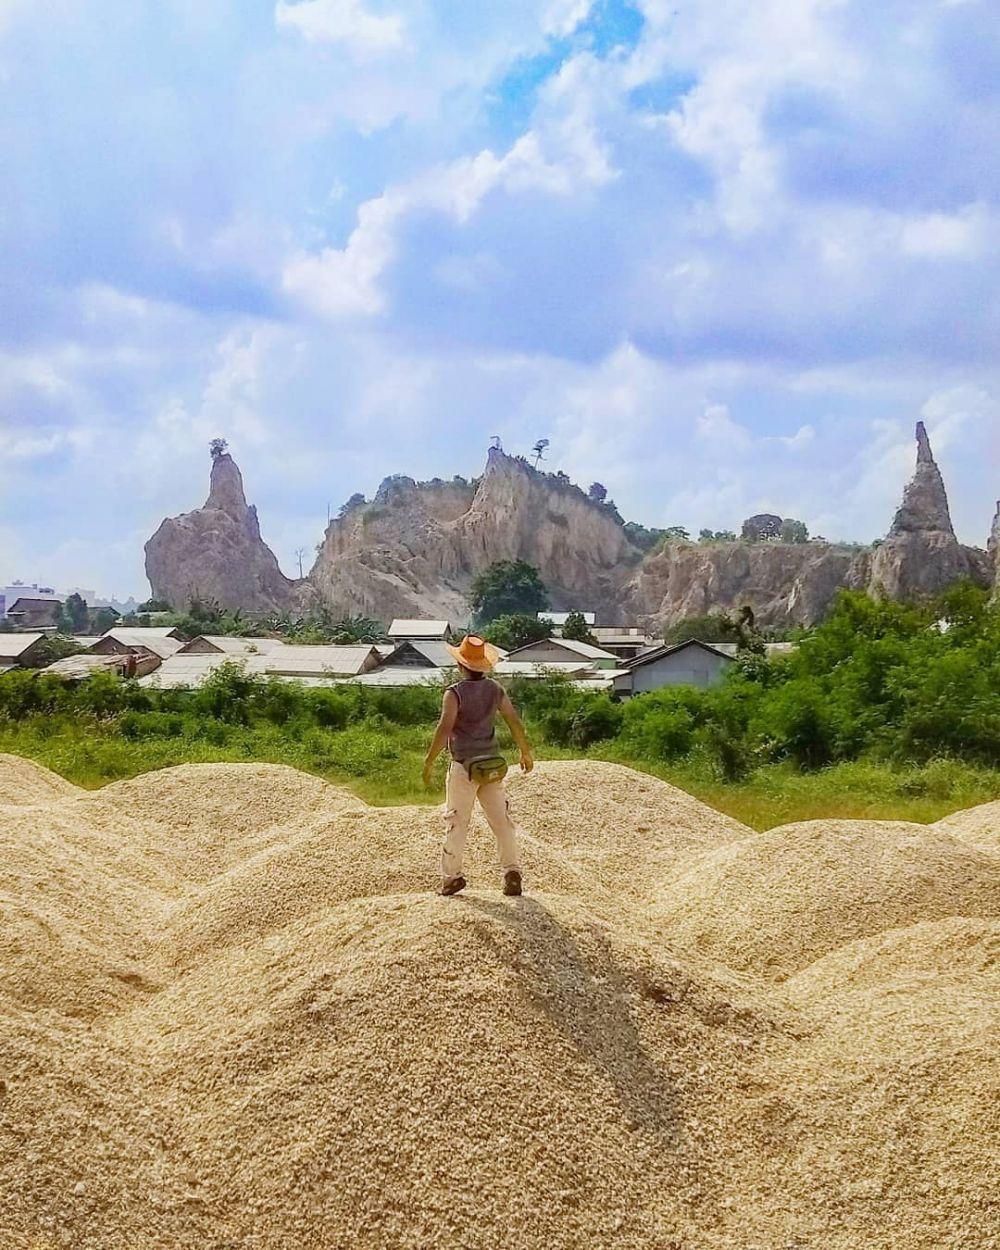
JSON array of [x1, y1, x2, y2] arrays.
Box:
[[177, 635, 286, 656], [378, 639, 457, 669], [613, 639, 735, 694], [90, 628, 184, 661], [387, 619, 453, 642], [4, 596, 62, 630], [505, 636, 619, 669], [613, 638, 798, 695], [0, 633, 50, 671], [42, 652, 161, 683], [591, 626, 656, 661], [143, 643, 380, 689], [536, 612, 654, 660]]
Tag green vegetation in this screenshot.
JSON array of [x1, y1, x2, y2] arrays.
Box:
[[2, 585, 997, 828], [125, 596, 389, 645], [561, 611, 598, 645], [483, 613, 552, 651], [468, 559, 549, 625]]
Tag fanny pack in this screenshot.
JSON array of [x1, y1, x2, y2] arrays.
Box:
[[465, 754, 509, 784]]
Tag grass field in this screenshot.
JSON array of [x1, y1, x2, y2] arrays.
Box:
[[3, 714, 998, 831]]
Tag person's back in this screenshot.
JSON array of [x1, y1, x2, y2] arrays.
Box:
[[422, 636, 534, 898], [448, 676, 504, 763]]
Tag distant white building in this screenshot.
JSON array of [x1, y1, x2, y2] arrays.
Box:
[[1, 584, 60, 618]]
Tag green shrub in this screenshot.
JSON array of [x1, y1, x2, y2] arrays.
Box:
[[621, 689, 702, 760]]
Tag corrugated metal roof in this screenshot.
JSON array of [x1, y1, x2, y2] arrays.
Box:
[[139, 654, 240, 688], [624, 639, 736, 668], [142, 646, 378, 688], [43, 654, 131, 680], [387, 619, 451, 638], [507, 637, 617, 661], [0, 633, 46, 659], [493, 661, 591, 677], [101, 631, 184, 660], [350, 669, 449, 687], [103, 626, 178, 638], [263, 646, 377, 677], [178, 635, 286, 655], [380, 640, 456, 668]]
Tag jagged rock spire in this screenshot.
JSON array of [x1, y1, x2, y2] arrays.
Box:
[[888, 421, 954, 536], [205, 452, 250, 518], [990, 500, 1000, 602]]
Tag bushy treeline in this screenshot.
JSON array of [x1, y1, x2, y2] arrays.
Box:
[[1, 587, 997, 795], [512, 586, 1000, 778], [0, 663, 443, 735]]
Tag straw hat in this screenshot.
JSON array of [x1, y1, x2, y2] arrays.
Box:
[[447, 634, 500, 673]]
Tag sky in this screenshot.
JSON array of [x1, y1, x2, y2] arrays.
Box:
[[1, 0, 998, 599]]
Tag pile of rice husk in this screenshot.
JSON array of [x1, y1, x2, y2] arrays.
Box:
[[932, 799, 1000, 851], [1, 756, 997, 1250]]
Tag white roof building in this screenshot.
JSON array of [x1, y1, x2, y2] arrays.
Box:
[[350, 668, 449, 687], [141, 645, 380, 689], [262, 646, 380, 678], [177, 635, 286, 655], [505, 637, 619, 668], [94, 629, 185, 660], [387, 619, 452, 640]]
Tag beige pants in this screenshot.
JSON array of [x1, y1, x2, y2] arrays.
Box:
[[441, 760, 521, 884]]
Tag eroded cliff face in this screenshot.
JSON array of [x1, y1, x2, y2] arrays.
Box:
[[145, 454, 296, 614], [308, 449, 636, 622], [990, 503, 1000, 603], [624, 541, 865, 629], [146, 427, 994, 626]]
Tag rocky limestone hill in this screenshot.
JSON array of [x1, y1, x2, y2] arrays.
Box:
[[145, 452, 298, 615], [145, 427, 995, 628], [308, 449, 636, 623]]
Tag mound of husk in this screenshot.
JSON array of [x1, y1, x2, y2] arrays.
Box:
[[0, 756, 997, 1250]]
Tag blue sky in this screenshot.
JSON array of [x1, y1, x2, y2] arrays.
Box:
[[1, 0, 997, 598]]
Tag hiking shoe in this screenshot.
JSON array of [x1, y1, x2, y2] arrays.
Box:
[[503, 870, 522, 897], [441, 876, 466, 897]]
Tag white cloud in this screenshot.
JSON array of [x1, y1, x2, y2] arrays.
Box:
[[919, 384, 998, 450], [541, 0, 594, 37], [283, 121, 615, 318], [899, 203, 989, 258], [767, 423, 816, 450], [695, 403, 751, 448], [656, 0, 856, 234], [275, 0, 404, 55]]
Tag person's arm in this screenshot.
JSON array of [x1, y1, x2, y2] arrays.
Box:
[[423, 689, 459, 787], [498, 692, 534, 773]]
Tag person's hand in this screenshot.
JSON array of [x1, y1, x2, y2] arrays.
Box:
[[422, 758, 435, 789], [519, 749, 534, 774]]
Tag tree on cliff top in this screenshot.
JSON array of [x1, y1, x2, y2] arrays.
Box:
[[210, 438, 228, 459], [469, 560, 549, 626], [780, 518, 809, 543], [741, 513, 782, 541]]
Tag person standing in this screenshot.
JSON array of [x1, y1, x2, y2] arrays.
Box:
[[422, 635, 534, 897]]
